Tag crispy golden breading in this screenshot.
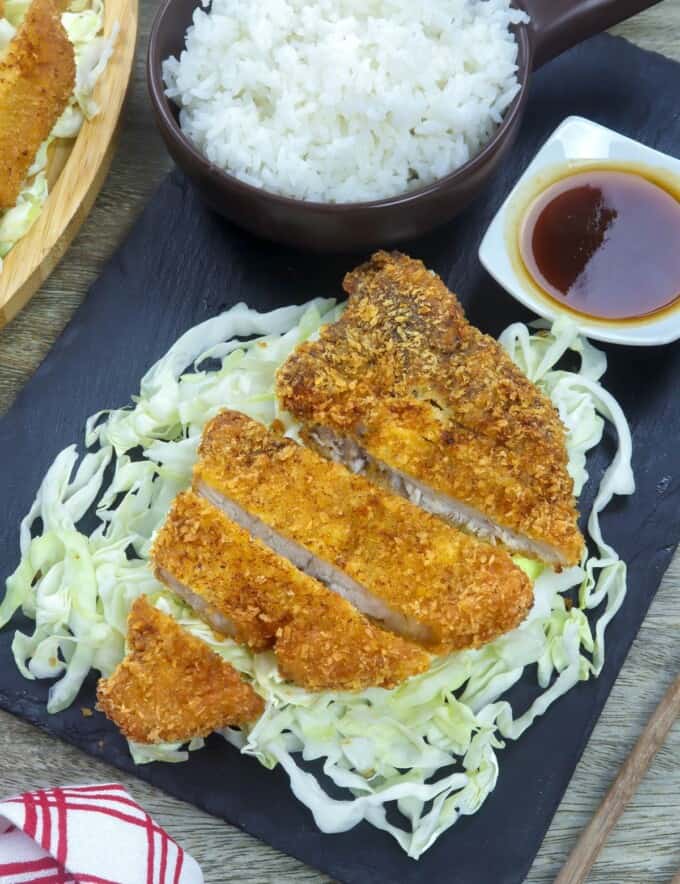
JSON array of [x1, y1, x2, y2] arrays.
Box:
[[275, 615, 427, 691], [96, 597, 263, 744], [276, 251, 584, 566], [194, 411, 533, 654], [0, 0, 75, 209], [152, 491, 430, 691]]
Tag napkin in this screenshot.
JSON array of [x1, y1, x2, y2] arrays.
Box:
[[0, 783, 204, 883]]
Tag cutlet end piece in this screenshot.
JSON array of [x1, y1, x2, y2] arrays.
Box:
[[0, 0, 76, 209], [278, 251, 584, 567], [96, 596, 263, 744]]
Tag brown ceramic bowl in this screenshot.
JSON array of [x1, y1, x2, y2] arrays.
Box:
[[147, 0, 660, 253]]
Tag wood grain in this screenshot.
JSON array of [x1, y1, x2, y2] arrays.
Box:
[[555, 673, 680, 884], [0, 0, 138, 328], [0, 3, 679, 884]]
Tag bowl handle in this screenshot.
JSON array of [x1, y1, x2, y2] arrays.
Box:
[[524, 0, 663, 69]]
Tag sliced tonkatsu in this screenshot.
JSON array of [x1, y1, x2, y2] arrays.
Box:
[[0, 0, 75, 209], [151, 491, 430, 692], [96, 596, 263, 744], [276, 251, 584, 567], [193, 410, 533, 654]]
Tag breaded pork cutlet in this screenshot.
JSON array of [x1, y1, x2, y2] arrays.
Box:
[[96, 597, 263, 744], [276, 251, 584, 567], [152, 491, 430, 692], [193, 410, 533, 655], [0, 0, 75, 210]]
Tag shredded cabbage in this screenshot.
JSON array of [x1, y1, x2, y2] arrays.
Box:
[[0, 175, 48, 259], [0, 302, 634, 858], [0, 0, 116, 268]]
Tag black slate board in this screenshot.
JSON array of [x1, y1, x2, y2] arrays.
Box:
[[1, 32, 680, 884]]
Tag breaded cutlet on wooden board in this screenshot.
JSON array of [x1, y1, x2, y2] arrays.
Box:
[[0, 0, 137, 329]]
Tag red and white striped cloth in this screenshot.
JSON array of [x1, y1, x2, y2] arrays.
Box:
[[0, 784, 203, 884]]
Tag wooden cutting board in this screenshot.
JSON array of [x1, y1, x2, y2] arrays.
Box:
[[0, 0, 138, 329]]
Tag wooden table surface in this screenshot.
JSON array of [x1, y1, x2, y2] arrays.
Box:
[[1, 4, 679, 882]]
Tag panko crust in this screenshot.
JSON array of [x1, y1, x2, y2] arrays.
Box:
[[194, 410, 533, 654], [275, 615, 429, 692], [96, 596, 264, 744], [152, 491, 430, 691], [0, 0, 75, 209], [276, 251, 584, 565]]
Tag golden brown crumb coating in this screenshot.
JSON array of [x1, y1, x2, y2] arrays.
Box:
[[194, 410, 533, 654], [0, 0, 75, 209], [152, 491, 430, 691], [96, 597, 263, 744], [275, 615, 428, 692], [276, 251, 584, 566]]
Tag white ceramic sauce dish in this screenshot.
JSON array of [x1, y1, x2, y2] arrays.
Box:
[[479, 116, 680, 346]]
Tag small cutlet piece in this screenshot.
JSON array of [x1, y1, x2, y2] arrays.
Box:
[[276, 250, 584, 567], [151, 491, 430, 692], [96, 596, 263, 744], [194, 410, 533, 655], [0, 0, 75, 209]]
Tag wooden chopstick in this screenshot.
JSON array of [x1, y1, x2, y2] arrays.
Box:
[[555, 672, 680, 884]]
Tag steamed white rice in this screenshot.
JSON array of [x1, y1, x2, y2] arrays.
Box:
[[163, 0, 527, 204]]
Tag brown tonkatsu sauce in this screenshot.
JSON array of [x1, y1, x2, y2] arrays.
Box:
[[519, 169, 680, 321]]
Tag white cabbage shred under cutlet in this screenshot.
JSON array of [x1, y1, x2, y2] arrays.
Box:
[[162, 0, 527, 203]]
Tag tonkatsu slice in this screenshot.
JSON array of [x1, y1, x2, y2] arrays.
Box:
[[152, 491, 430, 692], [96, 596, 263, 744], [0, 0, 75, 209], [193, 410, 533, 654], [277, 251, 584, 567]]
